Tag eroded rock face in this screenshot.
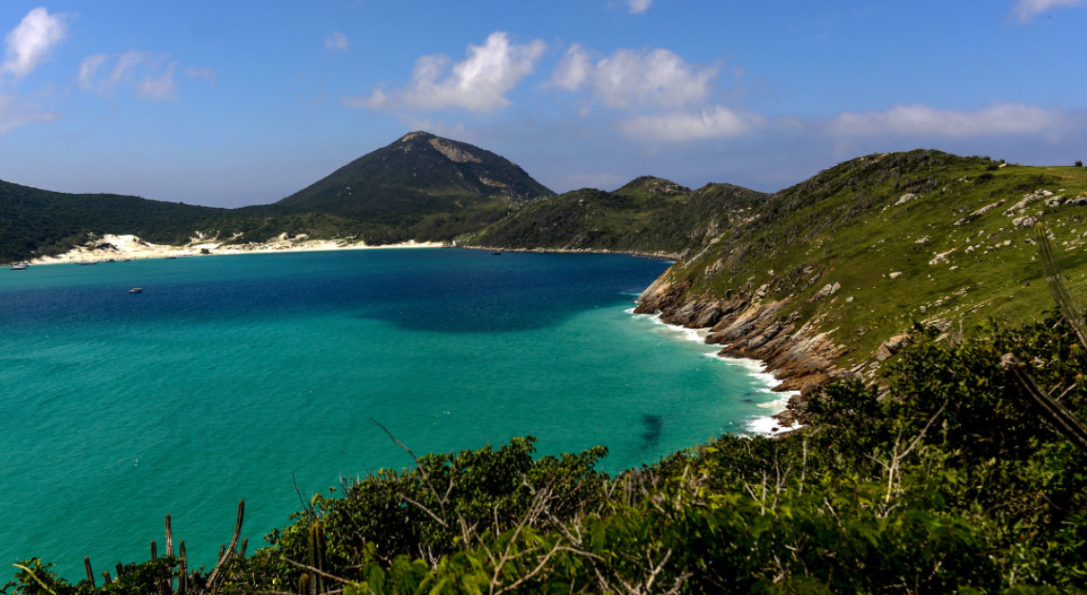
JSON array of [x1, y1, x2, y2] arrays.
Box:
[[636, 277, 851, 428], [429, 138, 482, 163]]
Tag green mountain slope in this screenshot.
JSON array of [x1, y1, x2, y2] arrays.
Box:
[[461, 176, 768, 258], [0, 180, 228, 262], [0, 132, 557, 260], [260, 131, 555, 241], [0, 178, 379, 263], [636, 150, 1087, 393]]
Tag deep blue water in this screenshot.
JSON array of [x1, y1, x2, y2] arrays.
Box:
[[0, 249, 782, 579]]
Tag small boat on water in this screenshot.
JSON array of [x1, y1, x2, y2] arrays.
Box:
[[166, 256, 177, 260], [492, 251, 503, 255], [128, 288, 142, 294], [10, 263, 27, 270], [77, 260, 98, 266]]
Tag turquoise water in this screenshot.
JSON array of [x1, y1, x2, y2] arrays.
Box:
[[0, 249, 782, 578]]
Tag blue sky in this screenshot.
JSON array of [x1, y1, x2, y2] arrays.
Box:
[[0, 0, 1085, 207]]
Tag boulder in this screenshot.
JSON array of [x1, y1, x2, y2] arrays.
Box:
[[810, 282, 840, 302], [874, 334, 910, 361], [1013, 215, 1037, 229]]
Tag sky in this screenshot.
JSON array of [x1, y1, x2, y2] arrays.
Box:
[[0, 0, 1085, 208]]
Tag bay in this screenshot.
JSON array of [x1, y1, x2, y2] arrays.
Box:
[[0, 249, 782, 578]]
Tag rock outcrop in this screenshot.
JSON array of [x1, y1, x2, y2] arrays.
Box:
[[635, 277, 850, 428]]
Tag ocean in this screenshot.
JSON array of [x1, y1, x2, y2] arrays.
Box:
[[0, 248, 785, 579]]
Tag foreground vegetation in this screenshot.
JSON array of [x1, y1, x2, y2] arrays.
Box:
[[8, 272, 1087, 592]]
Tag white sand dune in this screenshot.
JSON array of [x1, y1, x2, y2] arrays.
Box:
[[28, 234, 444, 265]]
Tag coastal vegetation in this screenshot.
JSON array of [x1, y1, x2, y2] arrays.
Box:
[[459, 177, 767, 259]]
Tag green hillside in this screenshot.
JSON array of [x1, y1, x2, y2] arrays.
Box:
[[0, 180, 227, 262], [0, 178, 382, 263], [638, 150, 1087, 376], [460, 177, 768, 258], [261, 131, 555, 241], [0, 132, 557, 261]]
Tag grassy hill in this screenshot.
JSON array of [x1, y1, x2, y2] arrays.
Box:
[[636, 150, 1087, 380], [259, 131, 554, 241], [0, 180, 228, 262], [460, 176, 768, 258], [0, 132, 556, 261], [0, 178, 380, 263]]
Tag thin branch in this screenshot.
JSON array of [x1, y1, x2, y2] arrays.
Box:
[[371, 418, 448, 517], [281, 559, 351, 586]]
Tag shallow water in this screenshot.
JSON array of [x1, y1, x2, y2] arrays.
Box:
[[0, 249, 782, 578]]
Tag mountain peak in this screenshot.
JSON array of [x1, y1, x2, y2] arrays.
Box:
[[269, 132, 554, 240], [614, 176, 691, 198]]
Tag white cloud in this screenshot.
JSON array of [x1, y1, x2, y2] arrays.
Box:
[[1011, 0, 1087, 22], [552, 45, 716, 109], [620, 106, 762, 141], [607, 0, 654, 14], [139, 62, 176, 100], [78, 51, 176, 100], [347, 32, 546, 112], [1, 7, 67, 79], [186, 67, 216, 81], [325, 32, 350, 51], [551, 43, 593, 91], [830, 103, 1070, 137], [0, 92, 58, 133], [343, 88, 387, 109]]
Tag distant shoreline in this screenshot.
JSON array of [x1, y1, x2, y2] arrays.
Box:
[[25, 234, 445, 266], [460, 244, 679, 262]]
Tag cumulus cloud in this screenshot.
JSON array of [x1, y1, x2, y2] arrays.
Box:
[[830, 103, 1071, 137], [1011, 0, 1087, 22], [1, 7, 67, 79], [325, 32, 350, 51], [619, 106, 762, 141], [78, 51, 177, 100], [551, 45, 716, 109], [347, 32, 546, 112]]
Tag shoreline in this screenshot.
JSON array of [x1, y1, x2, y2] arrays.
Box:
[[25, 234, 445, 266], [627, 307, 802, 436], [461, 244, 679, 262]]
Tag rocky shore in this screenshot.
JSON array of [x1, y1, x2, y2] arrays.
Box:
[[634, 275, 848, 429]]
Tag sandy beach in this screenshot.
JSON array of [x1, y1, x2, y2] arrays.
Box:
[[26, 233, 445, 265]]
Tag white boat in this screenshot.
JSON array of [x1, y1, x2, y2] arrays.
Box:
[[128, 288, 142, 294], [10, 263, 27, 270]]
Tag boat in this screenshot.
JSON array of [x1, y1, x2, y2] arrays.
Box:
[[77, 260, 98, 266], [492, 251, 503, 255], [166, 256, 177, 260], [128, 288, 142, 294], [10, 263, 27, 270]]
